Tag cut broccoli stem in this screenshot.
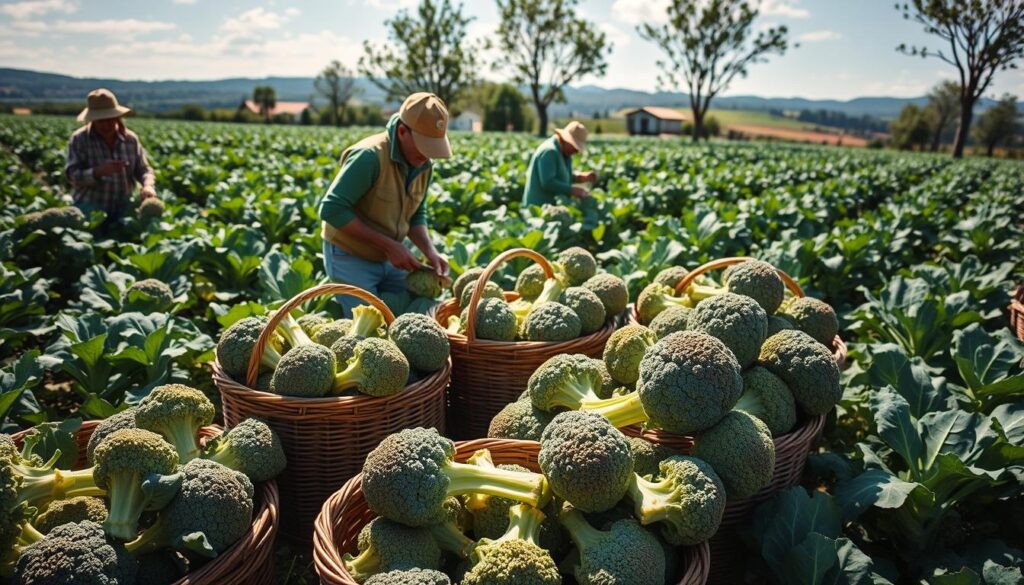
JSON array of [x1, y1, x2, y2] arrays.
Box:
[[494, 504, 545, 545], [276, 313, 314, 348], [342, 545, 382, 578], [446, 315, 462, 334], [626, 474, 676, 524], [261, 344, 282, 371], [429, 521, 475, 558], [332, 358, 367, 393], [463, 450, 497, 512], [16, 523, 44, 547], [104, 472, 147, 540], [578, 391, 649, 429], [349, 306, 384, 338], [534, 278, 563, 307], [158, 424, 202, 464], [444, 461, 549, 508], [559, 506, 603, 550], [15, 464, 102, 504], [686, 283, 725, 302]]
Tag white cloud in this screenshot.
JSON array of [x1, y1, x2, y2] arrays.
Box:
[[219, 7, 290, 36], [610, 0, 670, 26], [798, 30, 841, 42], [172, 0, 197, 4], [6, 18, 175, 37], [761, 0, 809, 19], [598, 22, 631, 49], [0, 0, 76, 20], [365, 0, 419, 10]]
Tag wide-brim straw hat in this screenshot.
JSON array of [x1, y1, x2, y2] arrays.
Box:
[[77, 88, 131, 123], [555, 120, 588, 152]]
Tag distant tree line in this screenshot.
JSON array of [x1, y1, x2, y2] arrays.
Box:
[[781, 109, 889, 135]]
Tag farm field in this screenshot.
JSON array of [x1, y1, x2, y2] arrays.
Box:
[[1, 114, 1023, 584]]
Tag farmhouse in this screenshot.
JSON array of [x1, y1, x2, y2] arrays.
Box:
[[239, 99, 310, 122], [449, 110, 483, 132], [625, 106, 687, 136]]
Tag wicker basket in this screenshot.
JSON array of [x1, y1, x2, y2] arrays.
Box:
[[1011, 287, 1024, 341], [211, 283, 450, 542], [313, 438, 709, 585], [11, 420, 279, 585], [435, 248, 618, 440]]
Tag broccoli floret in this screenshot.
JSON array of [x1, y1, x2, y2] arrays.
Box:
[[767, 314, 795, 336], [329, 335, 362, 366], [297, 313, 330, 337], [487, 399, 555, 441], [653, 266, 689, 289], [126, 459, 253, 558], [556, 247, 597, 286], [581, 331, 743, 434], [736, 367, 797, 436], [122, 278, 174, 312], [779, 297, 839, 346], [137, 197, 165, 223], [603, 325, 657, 386], [389, 313, 450, 373], [313, 319, 355, 348], [758, 329, 841, 416], [365, 569, 451, 585], [362, 428, 549, 526], [624, 455, 725, 545], [592, 358, 616, 398], [134, 384, 215, 463], [691, 411, 775, 499], [542, 204, 574, 227], [269, 343, 337, 397], [649, 305, 691, 339], [215, 316, 284, 380], [351, 306, 387, 338], [687, 293, 768, 367], [516, 264, 548, 301], [689, 260, 785, 315], [582, 273, 628, 317], [14, 521, 137, 585], [468, 298, 517, 341], [461, 504, 560, 585], [561, 286, 606, 335], [625, 436, 678, 479], [344, 517, 442, 582], [35, 496, 108, 534], [451, 267, 484, 302], [636, 283, 692, 325], [523, 302, 582, 342], [406, 269, 446, 299], [202, 418, 286, 483], [334, 338, 410, 397], [92, 428, 182, 540], [559, 504, 666, 585], [527, 354, 603, 413], [539, 411, 633, 513], [459, 280, 504, 311], [87, 408, 138, 466]]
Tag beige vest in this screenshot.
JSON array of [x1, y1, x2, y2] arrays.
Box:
[[321, 132, 430, 262]]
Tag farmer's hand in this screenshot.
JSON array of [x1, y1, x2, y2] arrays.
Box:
[[93, 160, 129, 178], [425, 251, 450, 277], [584, 171, 598, 184], [386, 242, 422, 272], [570, 186, 591, 199], [140, 186, 157, 200]]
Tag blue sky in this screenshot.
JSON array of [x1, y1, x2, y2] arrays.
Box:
[[1, 0, 1021, 100]]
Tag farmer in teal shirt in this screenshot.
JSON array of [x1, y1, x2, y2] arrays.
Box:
[[522, 121, 597, 206]]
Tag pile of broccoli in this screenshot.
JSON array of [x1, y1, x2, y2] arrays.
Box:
[[216, 305, 451, 398], [3, 393, 287, 584], [443, 246, 629, 342]]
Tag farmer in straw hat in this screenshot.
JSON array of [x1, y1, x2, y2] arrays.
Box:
[[65, 88, 157, 227], [318, 92, 451, 317], [522, 120, 598, 207]]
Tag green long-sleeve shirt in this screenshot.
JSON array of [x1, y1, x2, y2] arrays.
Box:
[[319, 114, 430, 229], [522, 135, 573, 206]]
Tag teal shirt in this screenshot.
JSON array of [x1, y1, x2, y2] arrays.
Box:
[[522, 136, 573, 206], [318, 114, 431, 229]]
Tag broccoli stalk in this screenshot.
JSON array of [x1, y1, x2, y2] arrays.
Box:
[[429, 500, 476, 559], [636, 283, 692, 324], [527, 354, 604, 412], [578, 391, 649, 429], [445, 461, 549, 504], [349, 306, 385, 338], [0, 440, 101, 504], [275, 312, 315, 348], [461, 503, 560, 585], [559, 505, 666, 585], [623, 455, 726, 545], [445, 315, 462, 334]]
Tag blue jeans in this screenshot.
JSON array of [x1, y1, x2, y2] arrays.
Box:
[[322, 241, 407, 317]]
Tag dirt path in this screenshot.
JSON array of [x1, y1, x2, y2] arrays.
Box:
[[725, 124, 869, 147]]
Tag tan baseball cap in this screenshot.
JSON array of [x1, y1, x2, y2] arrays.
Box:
[[555, 120, 588, 152], [77, 88, 131, 123], [399, 92, 452, 159]]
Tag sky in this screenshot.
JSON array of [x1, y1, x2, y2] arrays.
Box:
[[0, 0, 1022, 100]]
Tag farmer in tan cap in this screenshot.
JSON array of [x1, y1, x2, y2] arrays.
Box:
[[522, 120, 597, 207], [318, 92, 451, 316], [65, 89, 157, 228]]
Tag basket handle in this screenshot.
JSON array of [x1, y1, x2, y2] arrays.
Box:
[[245, 283, 396, 387], [463, 248, 554, 343], [675, 256, 805, 298]]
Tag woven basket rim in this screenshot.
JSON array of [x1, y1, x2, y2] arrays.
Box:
[[437, 296, 619, 349]]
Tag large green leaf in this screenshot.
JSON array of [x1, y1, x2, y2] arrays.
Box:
[[952, 324, 1024, 408]]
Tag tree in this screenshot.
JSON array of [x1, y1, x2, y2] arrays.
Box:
[[252, 86, 276, 124], [359, 0, 481, 108], [972, 94, 1020, 156], [890, 104, 932, 150], [639, 0, 790, 142], [315, 60, 359, 127], [484, 84, 529, 131], [924, 80, 960, 151], [897, 0, 1024, 158], [494, 0, 611, 137]]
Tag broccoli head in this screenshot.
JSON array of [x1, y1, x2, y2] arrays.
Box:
[[582, 273, 628, 317], [215, 316, 284, 381], [202, 418, 286, 483], [342, 517, 441, 583], [603, 325, 657, 386], [758, 329, 841, 416], [137, 197, 165, 222], [649, 305, 692, 339], [542, 204, 574, 227], [269, 343, 337, 397], [687, 293, 768, 367], [16, 206, 86, 235], [388, 313, 450, 373], [592, 358, 616, 398], [313, 319, 355, 348], [689, 259, 785, 315], [487, 399, 555, 441], [581, 331, 743, 434], [636, 283, 692, 325], [527, 354, 603, 413], [539, 411, 634, 513], [516, 264, 548, 301], [779, 297, 839, 347], [624, 455, 725, 545], [134, 384, 215, 462], [559, 504, 666, 585], [362, 428, 549, 526], [126, 459, 253, 558], [297, 313, 331, 337], [451, 267, 485, 302], [350, 305, 387, 338], [459, 280, 503, 311], [556, 247, 598, 286], [334, 338, 410, 397], [691, 411, 775, 500], [87, 407, 138, 466], [14, 521, 137, 585], [523, 302, 582, 342], [92, 428, 182, 540], [35, 496, 108, 534], [365, 569, 452, 585], [461, 504, 560, 585], [330, 335, 362, 366], [122, 278, 174, 312], [653, 266, 689, 289], [625, 436, 679, 479], [561, 286, 606, 335], [767, 314, 795, 336], [736, 367, 797, 436], [406, 269, 446, 299], [469, 298, 517, 341]]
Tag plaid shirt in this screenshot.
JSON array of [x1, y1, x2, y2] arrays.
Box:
[[65, 124, 155, 213]]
